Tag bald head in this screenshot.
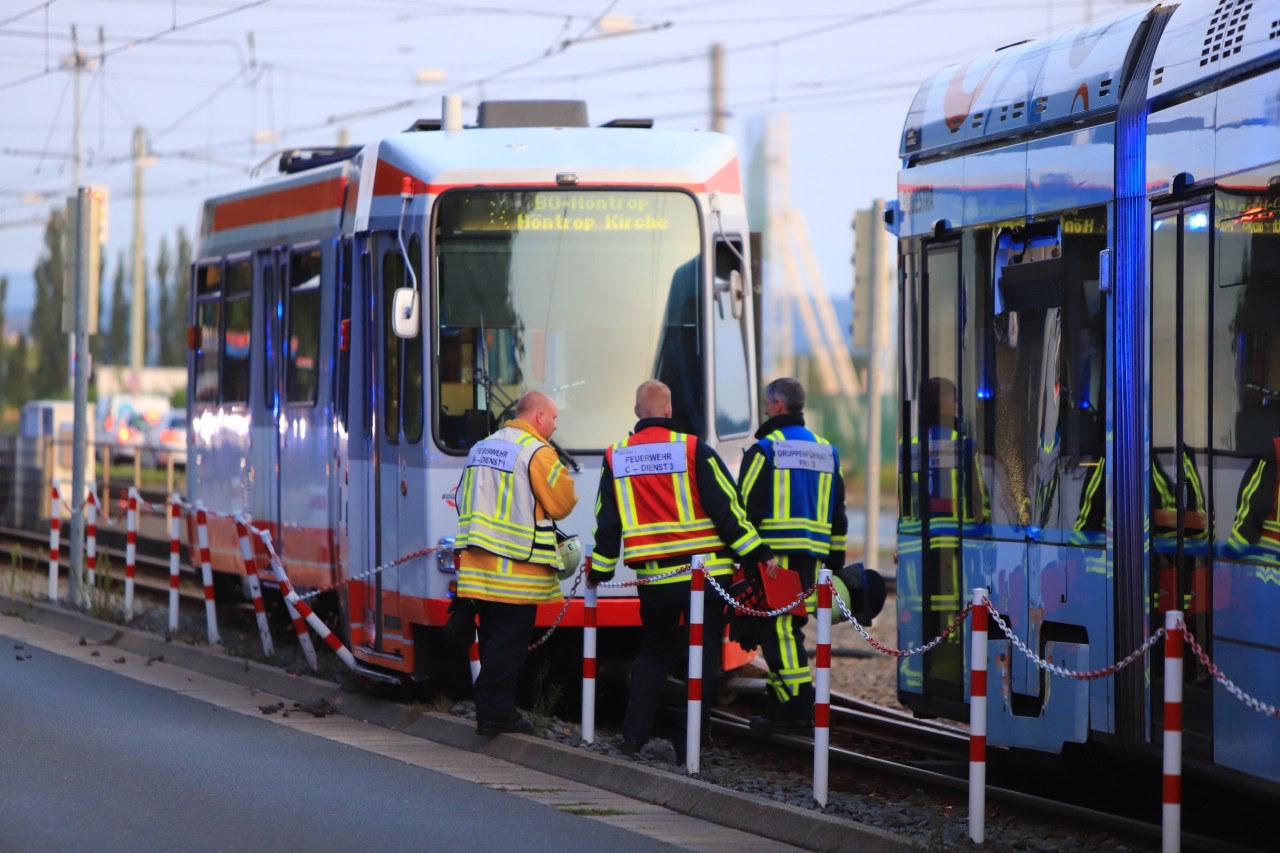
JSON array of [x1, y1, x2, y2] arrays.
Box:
[[634, 380, 673, 420], [515, 390, 559, 440]]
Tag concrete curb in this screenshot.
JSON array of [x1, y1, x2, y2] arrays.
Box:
[[1, 594, 917, 852]]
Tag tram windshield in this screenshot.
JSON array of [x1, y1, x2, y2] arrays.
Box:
[[433, 189, 706, 453]]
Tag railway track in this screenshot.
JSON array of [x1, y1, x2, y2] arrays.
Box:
[[709, 687, 1265, 853]]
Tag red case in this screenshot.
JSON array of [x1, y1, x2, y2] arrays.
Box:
[[759, 568, 807, 616]]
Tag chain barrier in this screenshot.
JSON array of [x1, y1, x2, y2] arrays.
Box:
[[984, 597, 1165, 680], [528, 569, 586, 651], [1183, 623, 1280, 718], [831, 584, 973, 657], [703, 571, 817, 618], [47, 486, 1280, 721], [592, 563, 692, 588], [292, 546, 436, 603]]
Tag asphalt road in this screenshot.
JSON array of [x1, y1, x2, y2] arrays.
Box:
[[0, 633, 682, 853]]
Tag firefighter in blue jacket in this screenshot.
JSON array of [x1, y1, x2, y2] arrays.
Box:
[[738, 377, 849, 734]]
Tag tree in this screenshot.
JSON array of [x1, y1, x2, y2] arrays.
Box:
[[160, 229, 192, 367], [5, 335, 29, 410], [102, 251, 129, 365], [30, 209, 68, 399], [154, 236, 171, 366]]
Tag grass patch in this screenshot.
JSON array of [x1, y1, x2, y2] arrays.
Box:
[[88, 551, 115, 621], [529, 659, 561, 735]]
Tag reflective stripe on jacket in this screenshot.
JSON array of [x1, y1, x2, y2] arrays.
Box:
[[456, 426, 558, 565], [740, 420, 846, 559], [591, 418, 767, 585], [609, 430, 725, 581]]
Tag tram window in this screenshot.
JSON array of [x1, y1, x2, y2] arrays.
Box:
[[404, 234, 424, 444], [1059, 208, 1107, 461], [193, 263, 221, 405], [337, 240, 352, 430], [222, 259, 252, 404], [980, 211, 1107, 537], [713, 239, 751, 437], [381, 249, 403, 442], [286, 248, 322, 405], [261, 261, 275, 411], [1217, 190, 1280, 290], [435, 189, 703, 451]]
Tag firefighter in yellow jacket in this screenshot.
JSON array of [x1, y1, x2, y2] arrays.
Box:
[[589, 379, 777, 762], [455, 390, 578, 736]]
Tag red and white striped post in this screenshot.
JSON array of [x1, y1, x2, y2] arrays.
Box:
[[261, 531, 318, 671], [1163, 610, 1184, 853], [685, 553, 706, 775], [85, 485, 98, 591], [468, 634, 481, 684], [235, 515, 274, 658], [969, 587, 990, 844], [48, 481, 61, 601], [813, 567, 833, 806], [194, 502, 221, 645], [167, 493, 181, 631], [124, 488, 138, 616], [582, 581, 598, 744]]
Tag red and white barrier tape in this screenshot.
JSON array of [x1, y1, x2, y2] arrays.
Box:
[[193, 502, 221, 645], [235, 515, 274, 659]]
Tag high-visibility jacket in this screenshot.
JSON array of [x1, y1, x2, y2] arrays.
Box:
[[455, 420, 577, 604], [591, 417, 769, 585], [1230, 437, 1280, 560], [899, 426, 988, 547], [740, 412, 848, 565]]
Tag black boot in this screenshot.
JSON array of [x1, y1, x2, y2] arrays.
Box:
[[749, 683, 814, 736]]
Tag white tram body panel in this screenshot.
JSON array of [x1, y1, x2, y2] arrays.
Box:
[[191, 103, 759, 679]]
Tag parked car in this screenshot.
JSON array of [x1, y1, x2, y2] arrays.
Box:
[[144, 410, 187, 468], [96, 393, 170, 464]]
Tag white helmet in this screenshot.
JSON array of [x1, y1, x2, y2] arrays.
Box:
[[556, 535, 584, 580]]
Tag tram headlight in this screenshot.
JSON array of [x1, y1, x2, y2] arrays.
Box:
[[436, 537, 457, 574]]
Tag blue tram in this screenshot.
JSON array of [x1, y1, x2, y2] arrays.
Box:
[[890, 0, 1280, 791]]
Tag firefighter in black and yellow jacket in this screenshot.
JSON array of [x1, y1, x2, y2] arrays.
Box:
[[455, 390, 578, 737], [589, 379, 777, 762], [738, 377, 848, 734]]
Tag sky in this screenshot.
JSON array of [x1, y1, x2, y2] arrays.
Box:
[[0, 0, 1147, 319]]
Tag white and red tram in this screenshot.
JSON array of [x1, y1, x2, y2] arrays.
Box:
[[188, 99, 761, 681]]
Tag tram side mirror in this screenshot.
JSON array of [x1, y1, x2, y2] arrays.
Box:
[[391, 287, 419, 338], [713, 269, 745, 321]]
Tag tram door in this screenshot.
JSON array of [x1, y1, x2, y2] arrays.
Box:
[[918, 240, 966, 701], [261, 246, 330, 587], [257, 250, 284, 532], [364, 234, 426, 660], [1150, 202, 1213, 755]]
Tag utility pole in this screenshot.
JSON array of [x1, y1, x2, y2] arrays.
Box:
[[65, 188, 102, 607], [64, 27, 93, 391], [131, 127, 148, 374], [710, 42, 725, 132]]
